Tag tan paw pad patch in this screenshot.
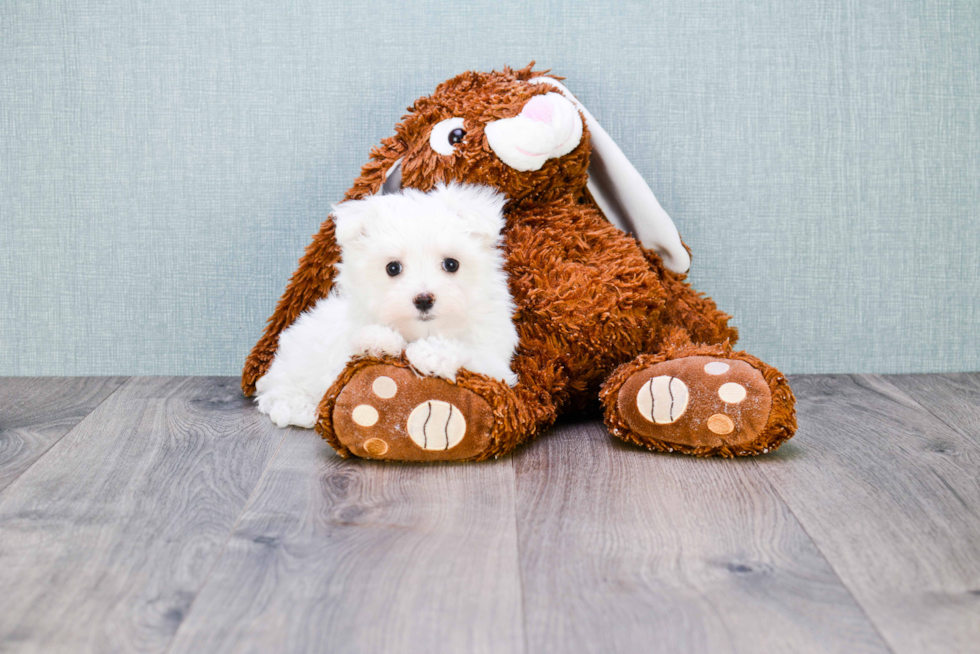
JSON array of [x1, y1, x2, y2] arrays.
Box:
[[407, 400, 466, 450], [351, 404, 379, 427], [363, 438, 389, 456], [704, 361, 730, 375], [332, 364, 495, 461], [616, 355, 772, 450], [718, 382, 747, 404], [636, 375, 689, 424], [372, 376, 397, 399], [707, 414, 735, 434]]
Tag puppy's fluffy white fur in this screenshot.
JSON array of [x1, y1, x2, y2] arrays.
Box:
[[255, 183, 519, 428]]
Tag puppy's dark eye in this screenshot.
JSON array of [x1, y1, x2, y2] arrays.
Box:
[[442, 258, 459, 273], [386, 261, 402, 277], [448, 128, 466, 145]]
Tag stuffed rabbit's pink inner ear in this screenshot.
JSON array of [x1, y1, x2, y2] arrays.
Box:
[[528, 78, 691, 274]]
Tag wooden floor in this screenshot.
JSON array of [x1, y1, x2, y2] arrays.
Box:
[[0, 375, 978, 653]]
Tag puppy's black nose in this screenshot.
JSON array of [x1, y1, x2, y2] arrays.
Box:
[[413, 293, 435, 312]]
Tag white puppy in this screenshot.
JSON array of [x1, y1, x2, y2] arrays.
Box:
[[255, 182, 520, 428]]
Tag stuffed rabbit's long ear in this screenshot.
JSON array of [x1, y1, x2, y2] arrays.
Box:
[[378, 157, 402, 195], [529, 78, 691, 274]]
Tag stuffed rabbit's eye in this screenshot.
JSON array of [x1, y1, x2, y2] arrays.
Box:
[[386, 261, 402, 277], [442, 258, 459, 273], [429, 117, 466, 155]]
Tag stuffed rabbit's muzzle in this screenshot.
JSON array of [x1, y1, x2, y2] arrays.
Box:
[[484, 92, 584, 172]]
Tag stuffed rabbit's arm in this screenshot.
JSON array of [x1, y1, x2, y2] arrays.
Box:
[[241, 221, 341, 395], [241, 137, 404, 395]]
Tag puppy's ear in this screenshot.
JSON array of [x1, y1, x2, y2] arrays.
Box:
[[431, 182, 507, 243], [331, 198, 376, 248]]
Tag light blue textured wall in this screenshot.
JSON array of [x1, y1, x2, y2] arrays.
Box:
[[1, 0, 978, 376]]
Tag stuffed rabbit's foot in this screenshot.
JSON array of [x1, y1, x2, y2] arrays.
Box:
[[600, 351, 796, 457], [317, 360, 514, 462]]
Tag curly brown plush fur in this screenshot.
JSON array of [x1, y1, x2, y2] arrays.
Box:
[[244, 63, 796, 459], [598, 331, 797, 457], [317, 357, 542, 461]]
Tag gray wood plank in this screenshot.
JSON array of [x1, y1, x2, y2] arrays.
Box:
[[167, 431, 524, 654], [0, 377, 127, 492], [0, 376, 287, 654], [885, 372, 980, 440], [757, 374, 980, 654], [514, 418, 889, 654]]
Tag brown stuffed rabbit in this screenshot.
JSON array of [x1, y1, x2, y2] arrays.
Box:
[[242, 63, 796, 461]]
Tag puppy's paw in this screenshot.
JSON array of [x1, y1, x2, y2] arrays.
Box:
[[406, 336, 464, 382], [351, 325, 408, 358], [256, 390, 318, 429]]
